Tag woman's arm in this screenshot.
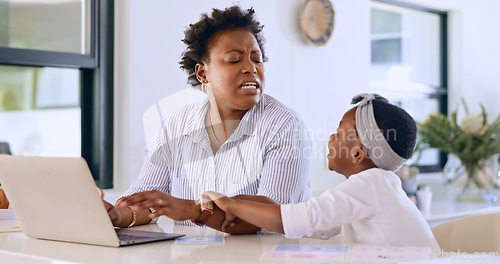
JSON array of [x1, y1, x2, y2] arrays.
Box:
[[114, 146, 279, 233], [0, 188, 9, 209], [115, 190, 279, 234], [103, 199, 154, 227]]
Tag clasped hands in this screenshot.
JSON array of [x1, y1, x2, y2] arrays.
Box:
[[200, 191, 237, 231]]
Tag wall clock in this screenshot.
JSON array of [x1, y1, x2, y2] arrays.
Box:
[[299, 0, 335, 46]]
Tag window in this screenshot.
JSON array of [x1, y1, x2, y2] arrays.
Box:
[[370, 0, 447, 172], [0, 0, 114, 188]]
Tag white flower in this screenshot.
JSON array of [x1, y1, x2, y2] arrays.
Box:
[[461, 114, 484, 134]]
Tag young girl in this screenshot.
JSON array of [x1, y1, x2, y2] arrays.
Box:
[[202, 93, 439, 249]]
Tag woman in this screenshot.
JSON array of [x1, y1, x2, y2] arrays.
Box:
[[106, 6, 312, 234], [0, 187, 9, 209]]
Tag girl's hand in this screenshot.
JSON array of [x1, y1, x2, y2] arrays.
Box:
[[201, 191, 237, 231], [202, 191, 231, 211]]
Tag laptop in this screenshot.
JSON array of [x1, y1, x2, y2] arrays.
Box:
[[0, 155, 184, 247]]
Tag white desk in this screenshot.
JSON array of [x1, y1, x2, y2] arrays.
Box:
[[0, 219, 342, 264], [3, 219, 500, 264]]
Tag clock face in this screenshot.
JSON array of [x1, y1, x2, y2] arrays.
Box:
[[299, 0, 335, 46]]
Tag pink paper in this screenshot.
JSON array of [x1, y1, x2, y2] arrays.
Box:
[[261, 251, 345, 261]]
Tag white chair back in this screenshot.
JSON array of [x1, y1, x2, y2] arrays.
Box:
[[432, 212, 500, 253]]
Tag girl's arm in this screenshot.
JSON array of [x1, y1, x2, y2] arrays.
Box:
[[203, 192, 284, 234], [115, 190, 265, 234]]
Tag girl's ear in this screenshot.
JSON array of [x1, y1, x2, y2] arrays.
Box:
[[195, 63, 207, 83], [351, 145, 369, 164]]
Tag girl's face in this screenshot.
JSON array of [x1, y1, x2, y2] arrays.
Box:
[[200, 28, 265, 115], [327, 107, 365, 177]]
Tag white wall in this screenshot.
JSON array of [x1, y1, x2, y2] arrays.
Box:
[[113, 0, 500, 197], [450, 1, 500, 119], [406, 0, 500, 117]]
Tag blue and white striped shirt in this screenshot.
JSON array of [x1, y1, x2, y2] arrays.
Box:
[[122, 94, 312, 223]]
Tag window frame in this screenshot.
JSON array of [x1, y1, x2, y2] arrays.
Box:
[[371, 0, 448, 173], [0, 0, 114, 188]]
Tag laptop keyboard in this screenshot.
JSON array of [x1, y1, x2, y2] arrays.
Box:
[[115, 228, 185, 245], [117, 233, 152, 241]]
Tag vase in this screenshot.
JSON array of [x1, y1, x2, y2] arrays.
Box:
[[443, 154, 500, 202]]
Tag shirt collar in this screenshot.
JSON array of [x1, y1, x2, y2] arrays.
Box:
[[183, 98, 210, 142], [183, 94, 267, 142]]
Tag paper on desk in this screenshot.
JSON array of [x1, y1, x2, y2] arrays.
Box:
[[261, 251, 347, 262], [0, 209, 17, 220], [273, 244, 349, 253], [259, 245, 349, 262], [345, 245, 431, 262], [400, 254, 500, 264], [175, 235, 224, 244]]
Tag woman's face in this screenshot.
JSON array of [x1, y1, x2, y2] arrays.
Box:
[[201, 28, 265, 114]]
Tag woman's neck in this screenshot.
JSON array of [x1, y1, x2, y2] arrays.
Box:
[[216, 107, 247, 121], [205, 83, 247, 121], [206, 105, 244, 154], [204, 84, 248, 152], [208, 105, 243, 137]]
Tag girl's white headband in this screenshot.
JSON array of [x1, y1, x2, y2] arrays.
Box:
[[351, 93, 407, 172]]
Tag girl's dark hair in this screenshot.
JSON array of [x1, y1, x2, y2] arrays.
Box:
[[179, 6, 267, 87], [372, 99, 417, 159]]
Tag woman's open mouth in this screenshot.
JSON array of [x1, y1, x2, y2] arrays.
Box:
[[238, 81, 260, 95], [239, 82, 258, 89]]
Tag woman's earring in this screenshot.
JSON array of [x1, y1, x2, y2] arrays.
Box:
[[201, 83, 207, 93]]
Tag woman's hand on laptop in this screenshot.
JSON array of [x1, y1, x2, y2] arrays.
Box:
[[115, 190, 199, 222], [103, 200, 131, 227], [0, 187, 9, 209]]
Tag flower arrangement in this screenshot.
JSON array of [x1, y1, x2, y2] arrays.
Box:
[[417, 99, 500, 190]]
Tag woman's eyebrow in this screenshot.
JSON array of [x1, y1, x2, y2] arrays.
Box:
[[225, 49, 243, 54], [224, 49, 262, 54]]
